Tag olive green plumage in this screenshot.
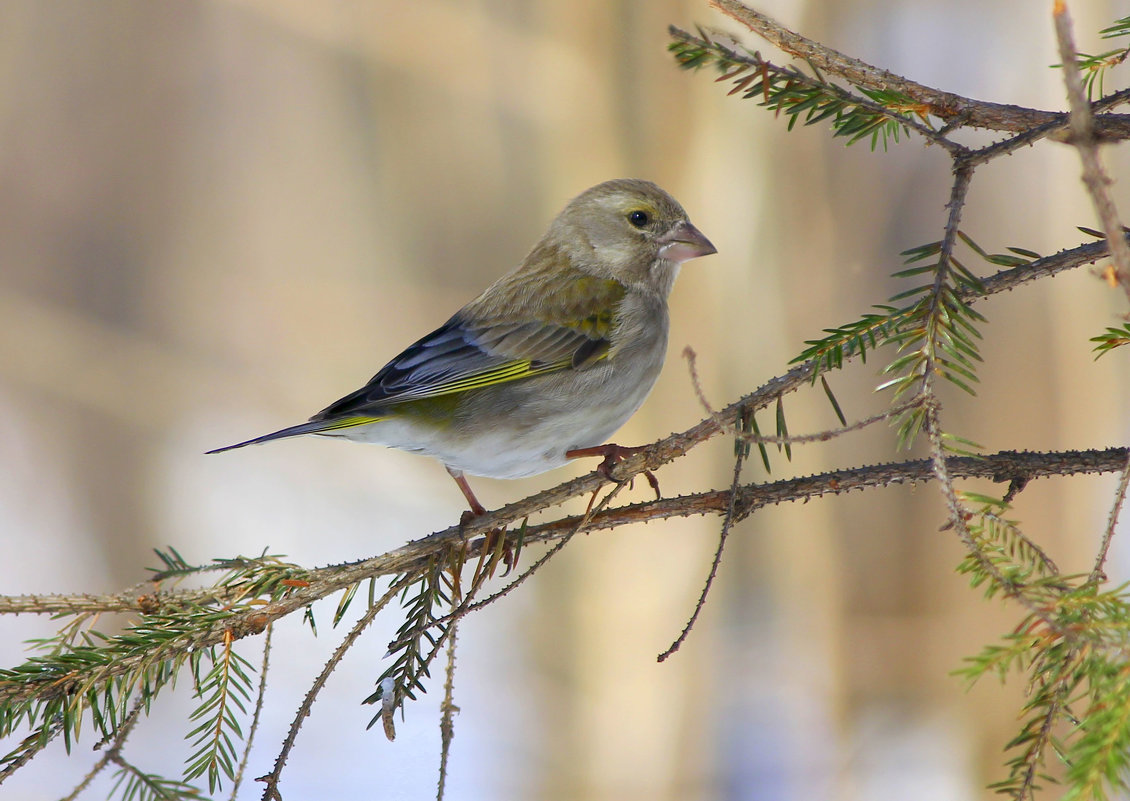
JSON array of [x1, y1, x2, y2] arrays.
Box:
[[209, 179, 716, 512]]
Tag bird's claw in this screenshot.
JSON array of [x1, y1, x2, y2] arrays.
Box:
[[638, 469, 661, 500], [566, 443, 662, 501], [459, 509, 480, 527]]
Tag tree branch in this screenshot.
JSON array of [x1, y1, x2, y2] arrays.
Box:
[[4, 446, 1124, 688], [708, 0, 1130, 139], [1053, 1, 1130, 298], [505, 447, 1130, 545]]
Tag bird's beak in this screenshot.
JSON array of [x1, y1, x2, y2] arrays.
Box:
[[658, 221, 717, 264]]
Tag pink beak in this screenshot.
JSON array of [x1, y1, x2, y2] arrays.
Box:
[[658, 220, 717, 264]]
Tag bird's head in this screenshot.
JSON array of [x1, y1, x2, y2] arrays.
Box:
[[549, 178, 716, 296]]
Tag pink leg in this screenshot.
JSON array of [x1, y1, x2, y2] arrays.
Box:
[[446, 466, 487, 517], [446, 466, 516, 573]]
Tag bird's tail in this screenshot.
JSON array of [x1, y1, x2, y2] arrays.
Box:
[[206, 416, 381, 454]]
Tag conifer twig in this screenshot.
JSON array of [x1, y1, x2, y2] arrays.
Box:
[[0, 716, 64, 787], [230, 623, 272, 801], [657, 425, 746, 662], [1092, 450, 1130, 582], [1053, 0, 1130, 299], [436, 620, 459, 801], [257, 578, 406, 800], [59, 698, 146, 801], [684, 345, 922, 445], [707, 0, 1130, 139]]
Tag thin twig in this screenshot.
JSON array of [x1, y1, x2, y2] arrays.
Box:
[[230, 623, 272, 801], [657, 427, 746, 662], [0, 716, 64, 787], [923, 404, 1041, 620], [1091, 450, 1130, 582], [740, 400, 923, 446], [685, 344, 923, 445], [966, 86, 1130, 169], [1015, 688, 1068, 801], [59, 698, 147, 801], [929, 161, 974, 332], [257, 577, 408, 801], [1054, 0, 1130, 300], [683, 345, 733, 434], [1056, 2, 1130, 583], [886, 141, 1043, 617], [436, 619, 458, 801], [916, 157, 1056, 622]]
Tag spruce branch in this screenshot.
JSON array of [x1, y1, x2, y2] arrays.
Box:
[[667, 26, 953, 151], [0, 586, 255, 618], [1054, 1, 1130, 301], [413, 449, 1130, 558], [3, 447, 1125, 684], [792, 234, 1112, 401], [705, 0, 1130, 140], [184, 630, 256, 793]]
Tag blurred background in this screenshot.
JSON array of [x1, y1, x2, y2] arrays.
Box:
[[2, 1, 1130, 799]]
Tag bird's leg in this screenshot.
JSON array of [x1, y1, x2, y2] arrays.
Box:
[[446, 466, 487, 521], [445, 466, 513, 575], [565, 444, 661, 500]]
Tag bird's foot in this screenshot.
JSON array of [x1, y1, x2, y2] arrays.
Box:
[[446, 465, 513, 576], [566, 443, 661, 501], [459, 509, 480, 527]]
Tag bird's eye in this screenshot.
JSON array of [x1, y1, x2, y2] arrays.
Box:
[[628, 210, 650, 228]]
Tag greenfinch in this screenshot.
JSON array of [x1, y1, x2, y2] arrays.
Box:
[[208, 179, 716, 514]]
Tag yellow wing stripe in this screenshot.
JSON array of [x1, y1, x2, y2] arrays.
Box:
[[420, 359, 569, 396], [416, 345, 616, 398], [316, 415, 385, 431]]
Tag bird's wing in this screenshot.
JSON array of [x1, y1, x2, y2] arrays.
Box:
[[312, 277, 626, 421]]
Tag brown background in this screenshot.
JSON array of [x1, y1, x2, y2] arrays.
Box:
[[2, 1, 1128, 799]]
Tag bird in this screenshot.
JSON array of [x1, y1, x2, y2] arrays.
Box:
[[208, 179, 716, 516]]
